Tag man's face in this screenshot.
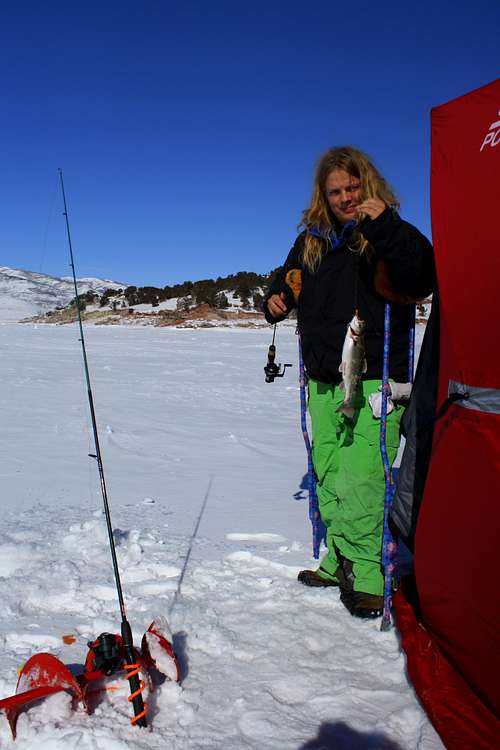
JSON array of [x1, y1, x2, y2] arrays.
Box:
[[324, 169, 362, 225]]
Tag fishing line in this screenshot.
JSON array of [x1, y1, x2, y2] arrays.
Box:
[[352, 253, 360, 315], [38, 174, 59, 274], [169, 474, 213, 617]]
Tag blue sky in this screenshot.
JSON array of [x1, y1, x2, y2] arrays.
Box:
[[1, 1, 499, 287]]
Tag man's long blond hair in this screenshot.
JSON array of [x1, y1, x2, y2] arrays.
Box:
[[301, 146, 399, 272]]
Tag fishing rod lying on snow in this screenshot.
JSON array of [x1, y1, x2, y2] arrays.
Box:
[[0, 171, 180, 740]]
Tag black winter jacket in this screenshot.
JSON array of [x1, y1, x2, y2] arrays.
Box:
[[264, 208, 435, 384]]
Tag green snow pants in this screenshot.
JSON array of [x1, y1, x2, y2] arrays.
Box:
[[308, 378, 403, 596]]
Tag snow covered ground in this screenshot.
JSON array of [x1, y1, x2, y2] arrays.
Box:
[[0, 323, 443, 749]]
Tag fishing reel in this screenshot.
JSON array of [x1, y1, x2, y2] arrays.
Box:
[[87, 632, 124, 676], [264, 343, 292, 383]]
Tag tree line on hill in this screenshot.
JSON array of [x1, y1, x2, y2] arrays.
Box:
[[72, 269, 281, 312], [70, 267, 429, 319]]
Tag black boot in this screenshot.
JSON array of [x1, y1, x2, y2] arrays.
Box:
[[340, 589, 383, 619], [335, 555, 383, 618], [297, 568, 338, 587]]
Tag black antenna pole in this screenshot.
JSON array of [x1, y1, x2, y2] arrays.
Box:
[[58, 169, 147, 728]]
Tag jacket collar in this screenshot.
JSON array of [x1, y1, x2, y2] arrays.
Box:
[[307, 220, 356, 249]]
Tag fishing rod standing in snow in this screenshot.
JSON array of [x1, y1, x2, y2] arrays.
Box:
[[58, 169, 147, 728]]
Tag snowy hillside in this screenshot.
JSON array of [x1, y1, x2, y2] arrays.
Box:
[[0, 323, 443, 749], [0, 267, 125, 323]]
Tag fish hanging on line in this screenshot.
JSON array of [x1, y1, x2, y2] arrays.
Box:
[[336, 312, 367, 419]]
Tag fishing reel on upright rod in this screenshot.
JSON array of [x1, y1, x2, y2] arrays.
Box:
[[87, 633, 124, 676], [264, 325, 292, 383]]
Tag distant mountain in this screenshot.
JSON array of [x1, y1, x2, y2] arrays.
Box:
[[4, 266, 277, 325], [0, 266, 125, 323], [25, 271, 275, 328]]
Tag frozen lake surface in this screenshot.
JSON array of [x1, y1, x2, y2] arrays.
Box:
[[0, 323, 442, 749]]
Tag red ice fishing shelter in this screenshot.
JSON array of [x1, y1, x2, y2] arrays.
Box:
[[395, 79, 500, 749]]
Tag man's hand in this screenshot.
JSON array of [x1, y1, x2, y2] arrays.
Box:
[[356, 198, 386, 220], [267, 292, 288, 318]]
